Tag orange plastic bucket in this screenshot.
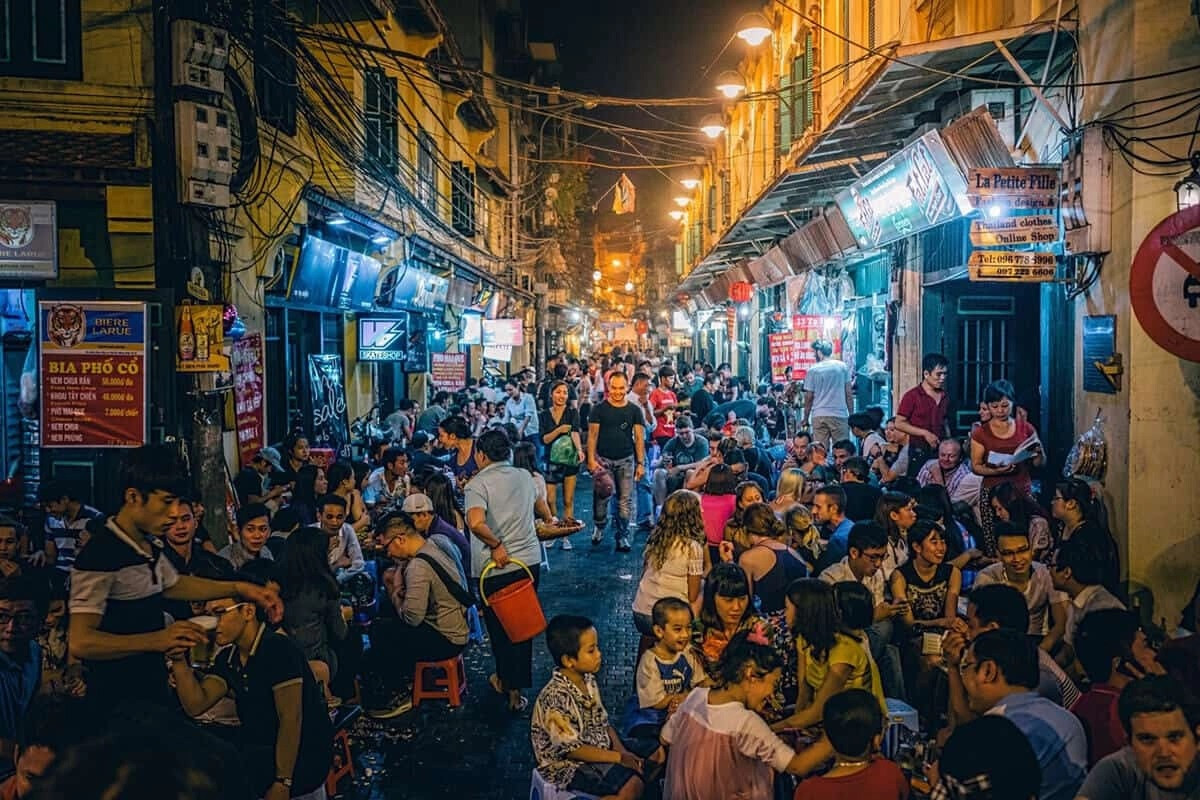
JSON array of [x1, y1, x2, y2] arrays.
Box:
[[479, 559, 546, 643]]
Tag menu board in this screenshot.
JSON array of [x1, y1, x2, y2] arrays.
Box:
[[430, 352, 467, 391], [39, 301, 147, 448], [233, 334, 266, 466]]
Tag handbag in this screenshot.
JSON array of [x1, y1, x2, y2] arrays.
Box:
[[549, 433, 581, 466]]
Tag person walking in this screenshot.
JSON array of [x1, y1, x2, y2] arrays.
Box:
[[586, 371, 645, 553], [800, 340, 852, 449]]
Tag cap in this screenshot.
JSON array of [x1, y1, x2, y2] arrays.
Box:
[[402, 493, 434, 513], [256, 446, 283, 471]]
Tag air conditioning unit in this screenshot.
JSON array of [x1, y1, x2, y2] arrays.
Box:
[[941, 90, 1017, 151]]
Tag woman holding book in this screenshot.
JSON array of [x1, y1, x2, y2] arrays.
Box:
[[969, 379, 1044, 556]]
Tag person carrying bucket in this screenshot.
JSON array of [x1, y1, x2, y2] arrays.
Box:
[[466, 429, 547, 712]]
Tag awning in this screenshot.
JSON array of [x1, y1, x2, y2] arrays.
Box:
[[678, 21, 1070, 294]]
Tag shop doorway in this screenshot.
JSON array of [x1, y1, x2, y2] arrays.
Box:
[[923, 282, 1042, 437]]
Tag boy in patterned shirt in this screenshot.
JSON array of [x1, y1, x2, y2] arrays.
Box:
[[531, 615, 645, 799]]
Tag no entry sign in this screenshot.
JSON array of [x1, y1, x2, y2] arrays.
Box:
[[1130, 204, 1200, 362]]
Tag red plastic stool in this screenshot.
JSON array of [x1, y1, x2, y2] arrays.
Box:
[[326, 728, 354, 796], [413, 655, 467, 708]]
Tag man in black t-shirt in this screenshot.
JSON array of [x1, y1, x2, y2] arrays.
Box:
[[586, 371, 644, 552], [170, 596, 331, 798], [689, 373, 716, 425], [233, 447, 287, 508], [838, 457, 882, 522]]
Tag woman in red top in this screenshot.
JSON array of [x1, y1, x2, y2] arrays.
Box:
[[969, 380, 1044, 556]]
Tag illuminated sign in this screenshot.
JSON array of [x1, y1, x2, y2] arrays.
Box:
[[482, 318, 524, 346], [357, 316, 409, 362], [0, 201, 57, 279]]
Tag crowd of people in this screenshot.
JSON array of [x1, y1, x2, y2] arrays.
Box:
[[0, 345, 1195, 800]]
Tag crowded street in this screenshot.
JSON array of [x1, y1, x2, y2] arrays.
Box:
[[2, 1, 1200, 799]]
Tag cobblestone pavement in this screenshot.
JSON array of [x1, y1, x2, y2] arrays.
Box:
[[344, 474, 644, 799]]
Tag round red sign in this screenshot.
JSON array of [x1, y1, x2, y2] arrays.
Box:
[[1130, 204, 1200, 362]]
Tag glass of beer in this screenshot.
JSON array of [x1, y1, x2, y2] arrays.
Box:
[[189, 615, 219, 668]]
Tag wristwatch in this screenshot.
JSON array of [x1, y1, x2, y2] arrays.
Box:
[[274, 776, 293, 788]]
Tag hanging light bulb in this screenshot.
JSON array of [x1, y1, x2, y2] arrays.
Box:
[[699, 114, 726, 138], [673, 196, 691, 208], [668, 210, 686, 222], [735, 12, 772, 46], [715, 70, 747, 99], [592, 269, 602, 282], [625, 281, 635, 292]]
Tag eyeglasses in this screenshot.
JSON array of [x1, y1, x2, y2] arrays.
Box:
[[858, 551, 887, 563], [0, 612, 38, 627], [958, 659, 978, 676]]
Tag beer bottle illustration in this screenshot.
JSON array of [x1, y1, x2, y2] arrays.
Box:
[[195, 312, 210, 363], [178, 306, 196, 361]]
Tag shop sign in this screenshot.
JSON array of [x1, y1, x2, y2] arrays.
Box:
[[175, 304, 229, 372], [308, 354, 351, 458], [482, 318, 524, 346], [357, 316, 409, 362], [969, 216, 1060, 246], [430, 352, 467, 391], [482, 344, 512, 362], [968, 195, 1058, 210], [387, 264, 449, 313], [968, 250, 1058, 281], [1130, 204, 1200, 362], [39, 301, 147, 448], [0, 201, 57, 279], [834, 130, 971, 249], [966, 167, 1059, 198], [232, 334, 266, 466]]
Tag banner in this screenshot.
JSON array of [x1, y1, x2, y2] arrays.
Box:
[[39, 301, 147, 448], [792, 315, 843, 380], [307, 354, 351, 459], [612, 173, 636, 215], [768, 333, 802, 382], [0, 201, 57, 279], [175, 304, 229, 372], [232, 334, 266, 467], [430, 352, 467, 391]]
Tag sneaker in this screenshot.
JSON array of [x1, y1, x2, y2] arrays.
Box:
[[591, 528, 604, 546], [366, 691, 413, 719], [560, 536, 574, 550], [616, 537, 632, 553]]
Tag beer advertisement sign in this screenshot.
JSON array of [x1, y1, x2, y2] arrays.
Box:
[[175, 304, 229, 372]]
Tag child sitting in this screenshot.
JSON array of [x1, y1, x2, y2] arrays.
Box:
[[531, 615, 645, 800], [661, 627, 832, 800], [629, 597, 708, 738], [793, 688, 909, 800]]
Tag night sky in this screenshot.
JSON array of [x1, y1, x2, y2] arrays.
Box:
[[526, 0, 763, 225]]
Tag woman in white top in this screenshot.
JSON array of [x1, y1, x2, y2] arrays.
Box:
[[633, 490, 711, 635]]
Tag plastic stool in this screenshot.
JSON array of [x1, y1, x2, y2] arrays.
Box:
[[530, 767, 597, 800], [467, 606, 486, 645], [413, 655, 467, 708], [326, 728, 354, 796]]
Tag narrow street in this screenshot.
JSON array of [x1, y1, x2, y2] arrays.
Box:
[[349, 474, 638, 800]]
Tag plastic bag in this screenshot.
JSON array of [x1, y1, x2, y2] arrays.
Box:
[[1064, 409, 1107, 480]]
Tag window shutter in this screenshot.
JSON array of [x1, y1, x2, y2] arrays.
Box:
[[803, 34, 815, 132], [778, 72, 792, 155]]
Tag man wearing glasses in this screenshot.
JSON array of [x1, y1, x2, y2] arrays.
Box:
[[973, 522, 1069, 655], [0, 576, 46, 764], [170, 595, 331, 800]]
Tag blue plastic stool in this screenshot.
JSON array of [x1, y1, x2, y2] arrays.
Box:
[[467, 605, 486, 645]]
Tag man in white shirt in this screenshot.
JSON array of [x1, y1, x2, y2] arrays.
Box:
[[317, 494, 365, 583], [502, 378, 540, 450], [916, 438, 983, 518], [800, 339, 852, 449]]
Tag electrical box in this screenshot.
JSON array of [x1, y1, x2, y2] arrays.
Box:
[[176, 101, 232, 207], [1061, 127, 1112, 256], [172, 20, 229, 93]]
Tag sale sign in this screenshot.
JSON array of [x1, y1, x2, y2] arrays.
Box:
[[232, 333, 266, 467], [39, 301, 147, 448], [431, 352, 467, 391]]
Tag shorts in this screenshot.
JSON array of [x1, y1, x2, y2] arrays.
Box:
[[545, 461, 580, 484], [567, 762, 639, 795]]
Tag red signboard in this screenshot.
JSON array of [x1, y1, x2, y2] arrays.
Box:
[[768, 333, 803, 382], [430, 352, 467, 391], [1130, 204, 1200, 362], [39, 301, 147, 448], [232, 333, 266, 467], [792, 315, 842, 379]]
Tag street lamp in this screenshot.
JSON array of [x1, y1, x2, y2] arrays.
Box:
[[715, 70, 746, 99], [735, 12, 772, 46], [592, 269, 602, 282], [679, 167, 702, 190], [1176, 152, 1200, 210], [612, 258, 622, 267], [668, 210, 686, 222], [673, 196, 691, 208], [625, 280, 635, 292], [699, 114, 726, 138]]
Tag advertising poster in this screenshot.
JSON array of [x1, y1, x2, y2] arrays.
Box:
[[39, 300, 147, 448], [0, 201, 58, 279], [792, 315, 843, 380], [430, 352, 467, 391], [175, 304, 229, 372], [232, 334, 266, 467], [768, 333, 803, 382], [307, 354, 351, 458]]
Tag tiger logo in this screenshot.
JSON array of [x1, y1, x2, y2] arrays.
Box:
[[47, 304, 86, 348], [0, 205, 34, 249]]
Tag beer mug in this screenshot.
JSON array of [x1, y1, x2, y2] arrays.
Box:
[[189, 615, 219, 668]]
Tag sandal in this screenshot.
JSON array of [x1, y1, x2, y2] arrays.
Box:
[[488, 673, 505, 695], [508, 694, 529, 713]]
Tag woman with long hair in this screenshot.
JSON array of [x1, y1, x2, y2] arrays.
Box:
[[770, 468, 805, 515], [274, 526, 348, 695], [771, 579, 886, 732], [281, 432, 311, 481], [698, 464, 738, 566], [970, 379, 1044, 555], [632, 490, 710, 634], [990, 482, 1052, 559], [723, 503, 809, 613], [1051, 477, 1121, 597], [288, 464, 327, 526], [782, 504, 823, 570], [511, 441, 554, 524], [423, 471, 465, 532], [723, 481, 765, 555], [693, 563, 778, 681], [437, 415, 479, 488], [539, 379, 583, 529], [327, 461, 369, 534], [916, 483, 976, 569], [874, 491, 916, 579]]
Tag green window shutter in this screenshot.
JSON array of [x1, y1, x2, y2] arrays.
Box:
[[802, 34, 815, 133], [778, 74, 792, 155]]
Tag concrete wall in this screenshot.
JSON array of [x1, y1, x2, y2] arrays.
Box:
[[1075, 0, 1200, 624]]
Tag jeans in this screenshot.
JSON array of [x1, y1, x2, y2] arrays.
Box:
[[635, 446, 655, 527], [652, 467, 686, 508], [594, 455, 635, 535], [866, 618, 907, 701]]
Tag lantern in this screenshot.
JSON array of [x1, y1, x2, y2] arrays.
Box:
[[635, 319, 650, 336], [729, 281, 753, 304]]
